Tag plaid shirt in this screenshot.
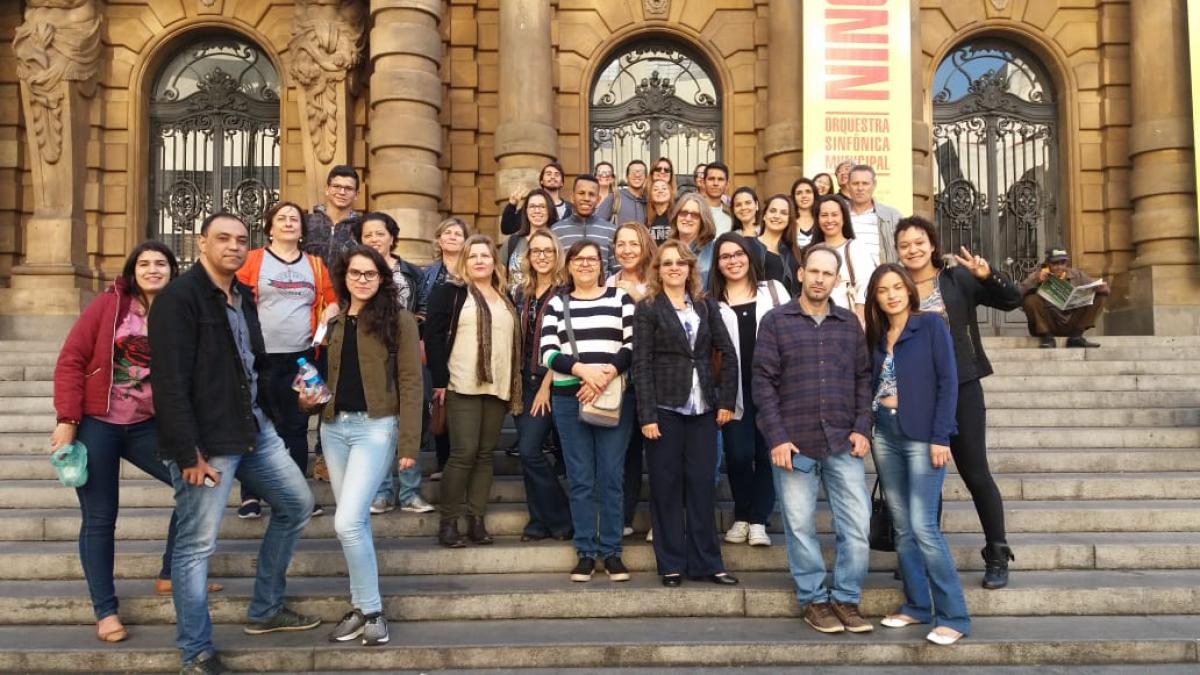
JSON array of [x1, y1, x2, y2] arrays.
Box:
[[752, 300, 873, 460], [302, 204, 360, 272]]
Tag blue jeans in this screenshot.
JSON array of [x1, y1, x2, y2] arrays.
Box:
[[873, 410, 971, 634], [322, 412, 397, 614], [552, 391, 632, 559], [242, 351, 312, 503], [516, 374, 572, 538], [721, 400, 775, 525], [75, 416, 177, 620], [167, 421, 313, 664], [373, 454, 422, 505], [774, 448, 870, 606]]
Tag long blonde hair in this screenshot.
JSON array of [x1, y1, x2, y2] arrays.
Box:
[[646, 239, 704, 300], [454, 234, 506, 294], [612, 221, 657, 282], [519, 228, 564, 297]]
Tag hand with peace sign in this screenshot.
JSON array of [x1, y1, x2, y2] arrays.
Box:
[[953, 246, 992, 280]]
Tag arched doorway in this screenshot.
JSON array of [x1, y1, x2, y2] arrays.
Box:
[[148, 37, 281, 264], [932, 39, 1061, 332], [589, 40, 721, 191]]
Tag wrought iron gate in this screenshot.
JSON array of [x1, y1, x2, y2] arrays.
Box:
[[932, 41, 1060, 333], [590, 42, 721, 191], [149, 38, 281, 265]]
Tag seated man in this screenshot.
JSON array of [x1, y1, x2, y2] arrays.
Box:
[[1019, 248, 1109, 348]]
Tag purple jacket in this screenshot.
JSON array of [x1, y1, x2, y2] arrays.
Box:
[[752, 300, 873, 459]]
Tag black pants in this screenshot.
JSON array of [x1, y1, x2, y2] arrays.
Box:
[[721, 399, 774, 525], [645, 409, 725, 577], [951, 378, 1006, 545], [243, 350, 312, 503], [622, 391, 643, 526]]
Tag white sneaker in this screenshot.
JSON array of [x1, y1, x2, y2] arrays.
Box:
[[622, 526, 634, 537], [646, 528, 654, 542], [369, 496, 395, 515], [747, 524, 772, 546], [399, 496, 435, 513], [724, 520, 750, 543]]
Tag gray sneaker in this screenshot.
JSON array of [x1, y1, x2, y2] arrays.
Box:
[[369, 496, 395, 515], [362, 612, 389, 646], [328, 609, 366, 642], [179, 651, 226, 675], [244, 606, 321, 635], [399, 496, 435, 513]]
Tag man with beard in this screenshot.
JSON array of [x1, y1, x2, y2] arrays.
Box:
[[752, 243, 874, 637], [596, 159, 649, 225], [150, 213, 319, 674]]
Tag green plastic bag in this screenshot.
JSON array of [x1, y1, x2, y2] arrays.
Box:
[[50, 440, 88, 488]]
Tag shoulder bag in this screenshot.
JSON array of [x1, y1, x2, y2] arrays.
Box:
[[843, 240, 859, 313], [562, 294, 625, 427]]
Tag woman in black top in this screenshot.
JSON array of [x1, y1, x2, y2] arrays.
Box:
[[633, 240, 739, 587], [894, 216, 1022, 589], [747, 194, 801, 297]]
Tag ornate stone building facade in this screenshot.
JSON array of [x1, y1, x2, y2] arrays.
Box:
[[0, 0, 1195, 336]]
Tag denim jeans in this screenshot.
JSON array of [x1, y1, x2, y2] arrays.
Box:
[[75, 416, 177, 620], [721, 399, 775, 525], [242, 351, 312, 504], [552, 391, 632, 559], [774, 448, 870, 606], [322, 412, 397, 614], [373, 449, 421, 505], [873, 410, 971, 634], [516, 374, 572, 538], [167, 421, 314, 664]]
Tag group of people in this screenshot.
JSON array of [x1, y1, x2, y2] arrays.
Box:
[[51, 155, 1074, 673]]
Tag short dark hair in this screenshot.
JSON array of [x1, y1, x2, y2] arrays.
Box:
[[263, 201, 306, 237], [893, 215, 945, 269], [540, 162, 565, 185], [704, 161, 729, 180], [122, 240, 179, 308], [199, 211, 246, 236], [354, 211, 399, 245], [625, 159, 647, 175], [801, 242, 843, 270], [594, 161, 614, 175], [573, 173, 600, 189], [326, 165, 360, 189]]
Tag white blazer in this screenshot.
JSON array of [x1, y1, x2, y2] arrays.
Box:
[[717, 280, 790, 420]]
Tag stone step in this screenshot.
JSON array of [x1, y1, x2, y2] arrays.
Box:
[[988, 427, 1200, 449], [4, 570, 1198, 627], [0, 397, 55, 414], [3, 531, 1199, 581], [981, 335, 1200, 348], [987, 408, 1200, 427], [990, 360, 1200, 376], [0, 352, 57, 367], [982, 375, 1196, 392], [0, 340, 62, 352], [986, 346, 1200, 362], [1, 616, 1198, 672], [5, 498, 1196, 541], [984, 391, 1200, 409], [0, 381, 52, 396]]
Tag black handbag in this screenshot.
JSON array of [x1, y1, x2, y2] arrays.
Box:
[[869, 478, 896, 552]]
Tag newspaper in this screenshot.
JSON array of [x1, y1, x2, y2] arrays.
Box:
[[1037, 276, 1105, 311]]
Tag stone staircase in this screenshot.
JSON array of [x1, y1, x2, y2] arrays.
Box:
[[0, 336, 1198, 671]]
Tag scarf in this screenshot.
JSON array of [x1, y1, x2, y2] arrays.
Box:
[[466, 283, 524, 414]]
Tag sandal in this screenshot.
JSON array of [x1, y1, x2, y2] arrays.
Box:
[[96, 616, 128, 643]]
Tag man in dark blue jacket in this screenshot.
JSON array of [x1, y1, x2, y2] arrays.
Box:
[[150, 213, 318, 675], [753, 244, 874, 636]]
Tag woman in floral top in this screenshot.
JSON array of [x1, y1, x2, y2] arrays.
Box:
[[52, 241, 220, 643]]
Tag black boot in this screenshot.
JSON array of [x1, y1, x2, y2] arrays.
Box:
[[466, 515, 494, 545], [437, 519, 465, 548], [981, 542, 1014, 589]]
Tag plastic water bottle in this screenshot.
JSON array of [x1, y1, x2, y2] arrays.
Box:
[[294, 357, 331, 403]]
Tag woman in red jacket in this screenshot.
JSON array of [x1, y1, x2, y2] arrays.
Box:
[[51, 241, 219, 643]]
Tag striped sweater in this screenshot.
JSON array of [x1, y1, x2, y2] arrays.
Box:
[[540, 287, 634, 391]]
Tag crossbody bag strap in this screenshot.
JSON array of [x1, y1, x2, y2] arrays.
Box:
[[845, 240, 857, 288], [561, 294, 579, 356], [766, 281, 781, 307]]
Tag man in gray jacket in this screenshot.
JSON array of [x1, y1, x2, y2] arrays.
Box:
[[847, 164, 902, 264], [552, 174, 619, 274], [596, 159, 648, 225]]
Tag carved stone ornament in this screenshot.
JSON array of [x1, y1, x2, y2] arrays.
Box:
[[13, 0, 102, 165], [288, 0, 365, 164], [644, 0, 670, 20], [989, 0, 1011, 10]]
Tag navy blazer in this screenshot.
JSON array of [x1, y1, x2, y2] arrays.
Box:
[[872, 312, 959, 446]]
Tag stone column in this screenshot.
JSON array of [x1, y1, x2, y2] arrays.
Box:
[[289, 0, 366, 209], [0, 0, 101, 338], [910, 0, 932, 219], [1115, 0, 1200, 335], [763, 0, 804, 196], [494, 0, 558, 210], [368, 0, 444, 262]]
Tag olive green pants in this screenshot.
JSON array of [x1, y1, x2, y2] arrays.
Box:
[[439, 392, 507, 522]]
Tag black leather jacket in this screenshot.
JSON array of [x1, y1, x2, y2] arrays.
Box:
[[937, 265, 1021, 383], [149, 263, 273, 468]]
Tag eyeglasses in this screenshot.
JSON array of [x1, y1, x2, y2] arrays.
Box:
[[529, 248, 555, 258], [677, 210, 702, 220], [596, 171, 614, 178], [571, 256, 601, 267], [718, 250, 748, 263], [347, 269, 380, 282], [661, 260, 690, 268], [328, 184, 357, 193], [526, 203, 548, 211]]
